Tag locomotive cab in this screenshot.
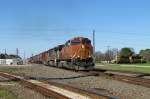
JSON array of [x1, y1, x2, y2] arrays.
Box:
[[61, 37, 94, 70], [71, 37, 93, 60]]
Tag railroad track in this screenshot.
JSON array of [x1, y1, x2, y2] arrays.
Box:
[[0, 71, 117, 99], [50, 66, 150, 88], [92, 69, 150, 88], [1, 65, 149, 99], [40, 65, 150, 88]]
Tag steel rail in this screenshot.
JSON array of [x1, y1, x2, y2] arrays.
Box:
[[33, 64, 150, 89], [92, 69, 150, 88], [0, 72, 114, 99], [41, 65, 150, 88]]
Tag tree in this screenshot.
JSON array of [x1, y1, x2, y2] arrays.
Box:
[[112, 48, 119, 57], [9, 54, 21, 59], [95, 48, 119, 63], [0, 53, 21, 59], [0, 54, 6, 59], [120, 47, 134, 57], [95, 51, 105, 62], [105, 50, 113, 62], [139, 49, 150, 62]]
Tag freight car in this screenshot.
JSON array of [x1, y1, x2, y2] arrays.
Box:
[[29, 37, 94, 71]]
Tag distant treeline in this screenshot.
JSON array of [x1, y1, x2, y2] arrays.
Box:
[[0, 53, 21, 59], [95, 48, 150, 63], [139, 49, 150, 62]]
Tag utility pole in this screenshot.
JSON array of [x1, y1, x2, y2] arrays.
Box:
[[116, 48, 119, 56], [116, 48, 119, 63], [32, 53, 34, 57], [4, 49, 7, 61], [24, 51, 26, 60], [106, 45, 111, 63], [24, 51, 26, 64], [5, 49, 6, 55], [16, 48, 19, 56], [93, 30, 95, 57]]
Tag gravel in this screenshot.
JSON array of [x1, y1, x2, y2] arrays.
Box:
[[1, 64, 150, 99], [7, 83, 51, 99], [56, 76, 150, 99], [0, 75, 52, 99], [0, 82, 51, 99]]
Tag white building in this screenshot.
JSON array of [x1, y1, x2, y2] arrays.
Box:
[[0, 59, 23, 65]]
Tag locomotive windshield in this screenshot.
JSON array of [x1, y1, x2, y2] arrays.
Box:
[[71, 40, 81, 45], [82, 38, 91, 44]]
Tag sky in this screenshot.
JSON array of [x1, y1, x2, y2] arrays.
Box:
[[0, 0, 150, 58]]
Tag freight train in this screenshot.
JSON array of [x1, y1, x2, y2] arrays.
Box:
[[29, 37, 95, 71]]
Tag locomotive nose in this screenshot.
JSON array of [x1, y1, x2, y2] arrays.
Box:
[[79, 45, 91, 60]]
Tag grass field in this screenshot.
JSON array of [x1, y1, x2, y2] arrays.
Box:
[[0, 66, 21, 99], [95, 63, 150, 74], [0, 87, 19, 99], [0, 66, 25, 74]]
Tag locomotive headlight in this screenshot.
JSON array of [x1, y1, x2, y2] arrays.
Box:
[[82, 45, 85, 49]]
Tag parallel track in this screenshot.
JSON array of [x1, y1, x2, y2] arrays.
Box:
[[47, 65, 150, 88], [92, 69, 150, 88], [1, 64, 149, 99], [0, 71, 116, 99]]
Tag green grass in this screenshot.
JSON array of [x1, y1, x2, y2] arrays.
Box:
[[0, 87, 19, 99], [0, 67, 23, 73], [95, 63, 150, 74], [0, 67, 18, 72]]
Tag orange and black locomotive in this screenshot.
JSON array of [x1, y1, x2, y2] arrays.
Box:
[[29, 37, 94, 70]]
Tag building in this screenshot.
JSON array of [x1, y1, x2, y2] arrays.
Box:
[[0, 58, 23, 65]]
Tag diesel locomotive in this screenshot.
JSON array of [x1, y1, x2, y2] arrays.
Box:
[[29, 37, 94, 70]]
